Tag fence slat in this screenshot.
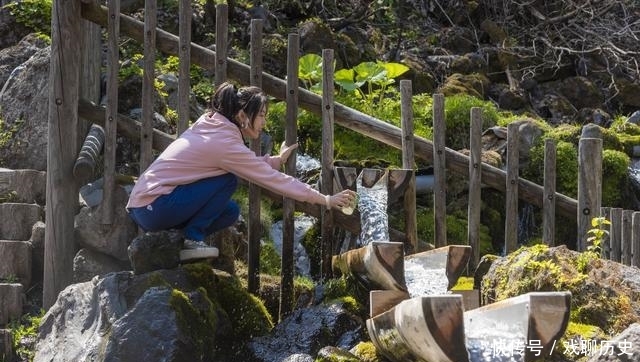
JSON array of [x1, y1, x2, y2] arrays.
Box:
[[600, 207, 611, 259], [432, 94, 446, 248], [504, 122, 519, 254], [622, 209, 633, 266], [140, 0, 156, 173], [610, 207, 623, 262], [400, 80, 417, 253], [177, 0, 191, 135], [468, 108, 482, 268], [279, 32, 298, 319], [632, 211, 640, 268], [543, 139, 556, 246], [320, 49, 335, 278], [577, 138, 602, 251], [247, 19, 263, 295], [214, 4, 228, 86]]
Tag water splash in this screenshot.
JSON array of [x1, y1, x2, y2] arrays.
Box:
[[356, 172, 390, 246], [403, 261, 449, 297], [269, 215, 317, 277]]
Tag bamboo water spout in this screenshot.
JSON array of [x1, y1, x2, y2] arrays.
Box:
[[331, 241, 407, 292], [366, 295, 469, 362]]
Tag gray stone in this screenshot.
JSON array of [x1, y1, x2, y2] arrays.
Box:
[[0, 203, 43, 241], [74, 184, 138, 261], [0, 283, 22, 325], [0, 168, 46, 205], [127, 230, 182, 274], [0, 240, 32, 288], [73, 248, 130, 283]]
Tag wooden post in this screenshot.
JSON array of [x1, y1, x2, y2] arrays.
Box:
[[320, 49, 335, 279], [632, 211, 640, 267], [610, 207, 622, 262], [577, 138, 602, 251], [600, 207, 611, 259], [621, 209, 633, 265], [504, 122, 519, 254], [399, 80, 417, 254], [140, 0, 156, 174], [543, 139, 556, 246], [177, 0, 191, 135], [246, 19, 264, 295], [432, 94, 446, 248], [101, 0, 120, 226], [44, 0, 82, 309], [214, 3, 228, 86], [278, 32, 299, 319], [468, 107, 482, 269]]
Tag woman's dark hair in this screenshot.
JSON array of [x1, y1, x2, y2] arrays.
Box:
[[210, 81, 268, 128]]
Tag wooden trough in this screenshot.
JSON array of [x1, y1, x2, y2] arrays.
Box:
[[366, 291, 571, 362]]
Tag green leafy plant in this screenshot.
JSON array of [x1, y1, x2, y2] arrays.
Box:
[[586, 216, 610, 255], [9, 310, 45, 362], [3, 0, 52, 35]]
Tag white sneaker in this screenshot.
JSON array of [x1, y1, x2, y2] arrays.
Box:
[[180, 239, 219, 261]]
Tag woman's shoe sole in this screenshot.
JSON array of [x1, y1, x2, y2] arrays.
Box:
[[180, 247, 219, 261]]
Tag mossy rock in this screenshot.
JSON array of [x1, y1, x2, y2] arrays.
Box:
[[482, 244, 640, 335]]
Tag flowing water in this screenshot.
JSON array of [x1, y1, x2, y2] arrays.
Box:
[[356, 172, 390, 246]]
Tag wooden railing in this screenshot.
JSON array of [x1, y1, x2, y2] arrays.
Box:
[[45, 1, 626, 312]]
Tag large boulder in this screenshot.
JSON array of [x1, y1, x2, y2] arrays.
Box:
[[34, 264, 274, 362]]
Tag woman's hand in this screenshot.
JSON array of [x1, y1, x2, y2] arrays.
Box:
[[327, 189, 357, 210], [279, 141, 299, 165]]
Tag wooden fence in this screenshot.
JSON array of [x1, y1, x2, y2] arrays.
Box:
[[44, 1, 628, 313]]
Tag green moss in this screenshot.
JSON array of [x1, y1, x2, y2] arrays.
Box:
[[601, 149, 630, 207], [182, 263, 274, 338], [350, 341, 384, 362], [451, 276, 474, 290], [260, 241, 282, 276], [169, 288, 217, 360]]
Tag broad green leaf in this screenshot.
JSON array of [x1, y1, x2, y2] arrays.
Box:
[[298, 54, 323, 84], [334, 69, 360, 92], [354, 62, 386, 83], [382, 62, 410, 79]]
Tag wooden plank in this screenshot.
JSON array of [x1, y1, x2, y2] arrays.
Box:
[[632, 211, 640, 267], [214, 4, 228, 86], [320, 49, 335, 279], [247, 18, 263, 296], [468, 107, 482, 268], [177, 0, 191, 135], [400, 80, 417, 254], [279, 31, 299, 320], [610, 207, 622, 262], [600, 207, 611, 259], [80, 3, 581, 224], [44, 0, 82, 309], [543, 139, 557, 246], [432, 94, 446, 248], [622, 209, 633, 265], [140, 0, 157, 173], [504, 122, 519, 254], [577, 138, 602, 251], [101, 0, 120, 225]]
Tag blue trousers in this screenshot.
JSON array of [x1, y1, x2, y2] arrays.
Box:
[[128, 173, 240, 241]]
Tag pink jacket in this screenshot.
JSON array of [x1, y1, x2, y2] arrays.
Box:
[[126, 112, 326, 208]]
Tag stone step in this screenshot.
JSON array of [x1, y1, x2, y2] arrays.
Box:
[[0, 283, 23, 326], [0, 168, 46, 205], [0, 203, 43, 241], [0, 328, 13, 361], [0, 241, 32, 288]]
